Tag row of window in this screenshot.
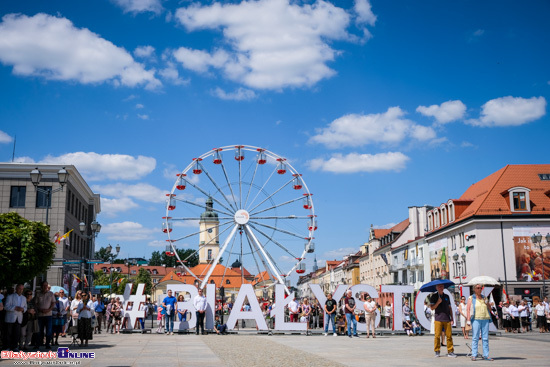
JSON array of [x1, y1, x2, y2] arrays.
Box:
[[450, 232, 465, 251], [67, 189, 87, 222], [10, 186, 52, 208]]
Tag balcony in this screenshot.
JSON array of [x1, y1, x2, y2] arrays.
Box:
[[409, 257, 424, 268]]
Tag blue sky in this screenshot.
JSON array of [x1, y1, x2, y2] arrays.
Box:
[[0, 0, 549, 277]]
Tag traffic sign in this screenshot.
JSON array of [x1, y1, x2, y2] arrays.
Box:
[[94, 285, 110, 289]]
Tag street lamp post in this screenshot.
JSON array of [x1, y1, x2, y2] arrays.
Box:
[[30, 167, 69, 225], [106, 244, 121, 296], [79, 220, 102, 291], [531, 232, 550, 298], [453, 253, 467, 297]]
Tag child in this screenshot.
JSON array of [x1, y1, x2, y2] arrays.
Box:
[[214, 315, 228, 335]]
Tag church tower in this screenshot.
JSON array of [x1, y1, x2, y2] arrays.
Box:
[[199, 197, 220, 264]]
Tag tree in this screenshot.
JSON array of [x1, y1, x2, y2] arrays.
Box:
[[0, 212, 56, 288], [148, 249, 199, 268], [94, 246, 119, 263], [133, 267, 153, 295], [148, 251, 162, 266], [92, 270, 124, 296]]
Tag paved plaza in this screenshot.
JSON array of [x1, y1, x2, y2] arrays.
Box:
[[1, 331, 549, 367]]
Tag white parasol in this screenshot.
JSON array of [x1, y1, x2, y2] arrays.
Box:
[[465, 275, 500, 286]]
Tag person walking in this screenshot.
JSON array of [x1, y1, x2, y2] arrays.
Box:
[[156, 303, 166, 334], [193, 288, 207, 335], [105, 299, 115, 333], [162, 290, 177, 335], [57, 290, 69, 338], [92, 296, 105, 334], [384, 301, 392, 329], [344, 289, 358, 338], [459, 296, 469, 339], [466, 285, 494, 361], [70, 291, 82, 329], [363, 294, 377, 338], [429, 284, 457, 358]]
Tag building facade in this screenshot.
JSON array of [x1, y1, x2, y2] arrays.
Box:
[[1, 163, 101, 288], [425, 165, 550, 300]]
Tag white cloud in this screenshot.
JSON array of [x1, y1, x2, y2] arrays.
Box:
[[461, 141, 475, 148], [212, 87, 257, 101], [112, 0, 163, 14], [12, 156, 35, 163], [174, 0, 373, 90], [134, 45, 155, 59], [310, 107, 435, 148], [0, 130, 13, 143], [467, 96, 546, 127], [0, 13, 160, 89], [137, 114, 149, 120], [148, 240, 166, 247], [101, 221, 157, 241], [173, 47, 229, 73], [354, 0, 376, 25], [158, 62, 189, 85], [100, 197, 139, 217], [136, 103, 144, 109], [40, 152, 156, 181], [416, 100, 467, 124], [410, 125, 437, 141], [92, 182, 166, 203], [308, 152, 409, 173], [322, 247, 356, 260]]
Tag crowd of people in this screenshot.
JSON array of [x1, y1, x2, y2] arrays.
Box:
[[3, 281, 550, 354]]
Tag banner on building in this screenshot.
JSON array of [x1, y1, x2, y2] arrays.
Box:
[[513, 226, 550, 281], [428, 238, 449, 280]]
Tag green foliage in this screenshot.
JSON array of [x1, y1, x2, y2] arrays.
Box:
[[92, 269, 124, 296], [133, 267, 153, 295], [148, 249, 199, 268], [94, 246, 119, 263], [0, 212, 56, 288]]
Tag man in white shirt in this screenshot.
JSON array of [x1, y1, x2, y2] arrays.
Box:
[[288, 296, 299, 322], [4, 284, 27, 351], [193, 288, 207, 335]]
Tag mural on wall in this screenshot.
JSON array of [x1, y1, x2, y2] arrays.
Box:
[[429, 238, 449, 280], [513, 226, 550, 281]]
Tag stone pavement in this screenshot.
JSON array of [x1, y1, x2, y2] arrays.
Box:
[[1, 331, 549, 367]]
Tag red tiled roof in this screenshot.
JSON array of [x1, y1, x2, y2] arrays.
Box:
[[159, 264, 250, 287], [429, 164, 550, 233]]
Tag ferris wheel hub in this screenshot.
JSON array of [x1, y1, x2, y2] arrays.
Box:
[[234, 209, 250, 225]]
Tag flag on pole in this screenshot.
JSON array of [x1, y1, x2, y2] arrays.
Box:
[[56, 229, 73, 244], [83, 274, 88, 288], [502, 288, 509, 303], [117, 278, 123, 285], [52, 231, 60, 244], [73, 274, 81, 283]]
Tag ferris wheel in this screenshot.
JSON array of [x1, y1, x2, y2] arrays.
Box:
[[163, 145, 316, 293]]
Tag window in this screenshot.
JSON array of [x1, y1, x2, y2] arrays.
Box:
[[513, 192, 527, 211], [207, 249, 213, 261], [153, 269, 158, 275], [450, 236, 456, 251], [10, 186, 26, 207], [153, 278, 159, 284], [508, 187, 531, 212], [226, 279, 230, 284], [419, 270, 425, 282], [131, 270, 136, 275], [459, 233, 465, 248], [36, 186, 52, 208], [538, 173, 550, 181]]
